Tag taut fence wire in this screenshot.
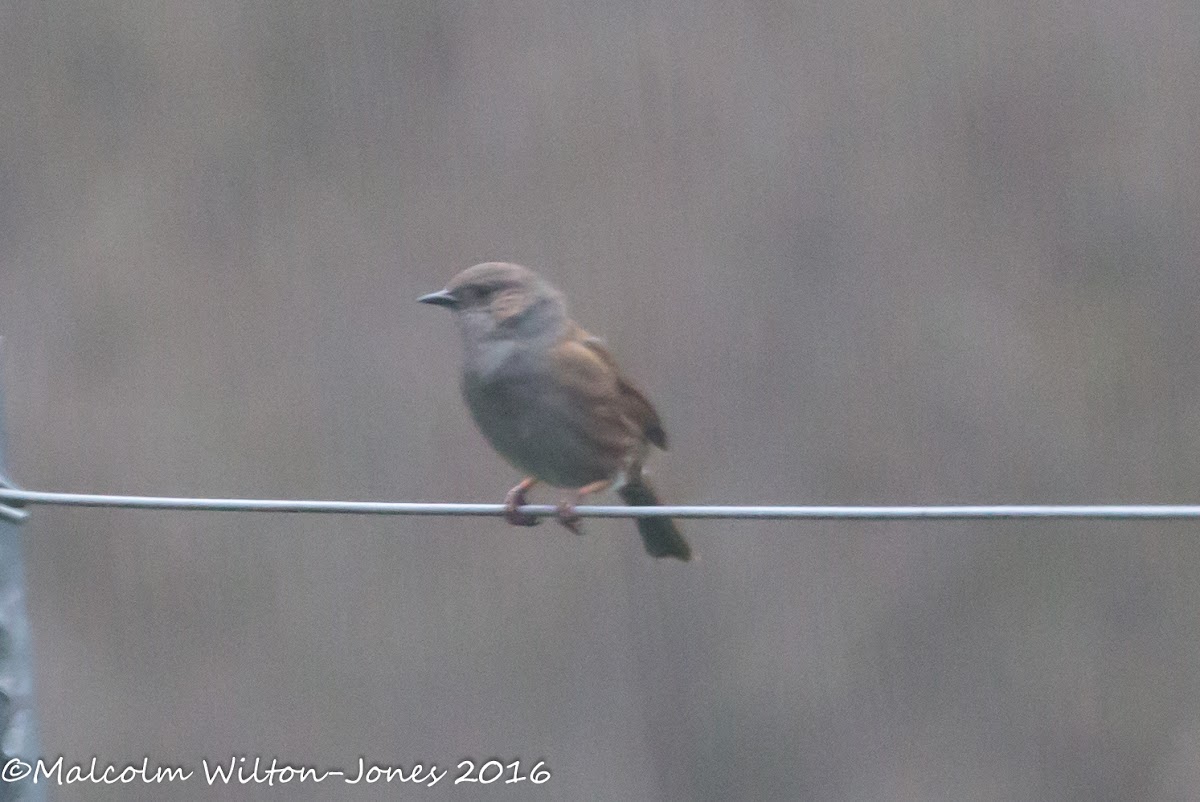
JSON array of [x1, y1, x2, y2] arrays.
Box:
[[5, 487, 1200, 523]]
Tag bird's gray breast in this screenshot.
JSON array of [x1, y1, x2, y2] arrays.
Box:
[[460, 338, 620, 487]]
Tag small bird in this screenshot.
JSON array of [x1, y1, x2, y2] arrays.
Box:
[[420, 262, 691, 560]]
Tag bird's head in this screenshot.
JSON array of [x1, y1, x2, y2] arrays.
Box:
[[419, 262, 567, 341]]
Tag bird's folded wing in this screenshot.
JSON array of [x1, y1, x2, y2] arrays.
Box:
[[553, 326, 668, 450]]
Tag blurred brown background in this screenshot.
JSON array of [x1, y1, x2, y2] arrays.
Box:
[[1, 0, 1199, 799]]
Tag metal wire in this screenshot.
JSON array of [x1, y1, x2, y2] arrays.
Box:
[[3, 487, 1200, 521], [0, 477, 28, 523]]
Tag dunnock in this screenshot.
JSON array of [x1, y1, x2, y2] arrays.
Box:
[[420, 262, 691, 561]]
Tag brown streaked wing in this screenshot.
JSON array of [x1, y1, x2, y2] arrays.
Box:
[[571, 327, 668, 450]]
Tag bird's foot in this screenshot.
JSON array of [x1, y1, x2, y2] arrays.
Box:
[[504, 480, 540, 527], [553, 479, 613, 535], [555, 499, 584, 535]]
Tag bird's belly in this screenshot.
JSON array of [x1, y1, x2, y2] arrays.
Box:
[[463, 376, 624, 488]]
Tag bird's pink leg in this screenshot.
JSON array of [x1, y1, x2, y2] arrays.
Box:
[[504, 477, 540, 526], [556, 478, 614, 535]]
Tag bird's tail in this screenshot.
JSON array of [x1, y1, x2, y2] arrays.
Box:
[[618, 478, 691, 561]]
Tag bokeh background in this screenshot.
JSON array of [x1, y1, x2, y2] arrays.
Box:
[[1, 0, 1199, 799]]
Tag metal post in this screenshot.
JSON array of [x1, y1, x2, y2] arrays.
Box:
[[0, 341, 43, 802]]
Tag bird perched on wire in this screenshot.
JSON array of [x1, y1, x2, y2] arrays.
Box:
[[419, 262, 691, 561]]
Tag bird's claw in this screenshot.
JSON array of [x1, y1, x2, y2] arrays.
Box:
[[504, 485, 540, 527], [556, 500, 584, 535]]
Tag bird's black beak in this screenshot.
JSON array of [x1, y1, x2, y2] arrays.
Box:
[[418, 288, 458, 308]]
